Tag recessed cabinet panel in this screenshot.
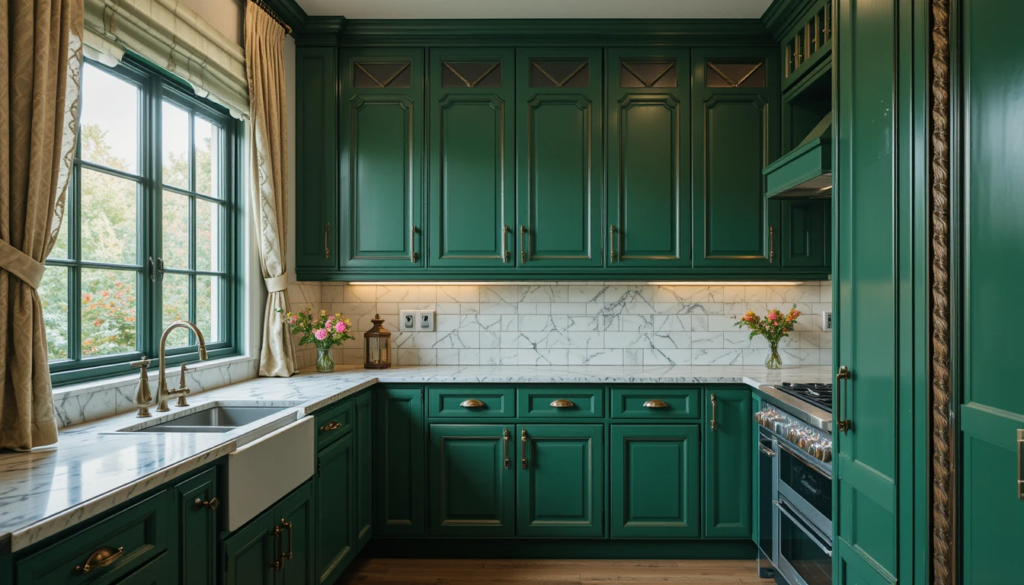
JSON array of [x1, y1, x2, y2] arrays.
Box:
[[702, 389, 752, 538], [295, 47, 338, 271], [374, 387, 426, 536], [780, 199, 830, 268]]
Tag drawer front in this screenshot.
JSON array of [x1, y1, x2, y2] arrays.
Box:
[[610, 387, 700, 419], [316, 397, 354, 449], [16, 490, 171, 585], [428, 387, 514, 418], [517, 387, 605, 418]]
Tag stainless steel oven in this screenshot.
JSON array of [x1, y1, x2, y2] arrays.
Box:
[[757, 427, 776, 560]]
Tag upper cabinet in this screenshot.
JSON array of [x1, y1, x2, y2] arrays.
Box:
[[782, 0, 833, 92]]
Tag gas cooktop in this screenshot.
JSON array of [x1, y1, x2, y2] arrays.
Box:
[[771, 382, 833, 412]]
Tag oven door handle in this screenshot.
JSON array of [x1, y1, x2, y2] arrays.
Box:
[[776, 441, 831, 480], [774, 500, 833, 558]]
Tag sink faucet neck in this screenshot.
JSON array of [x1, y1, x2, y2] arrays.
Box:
[[155, 320, 209, 412]]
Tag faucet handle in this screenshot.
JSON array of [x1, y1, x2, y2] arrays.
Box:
[[130, 355, 151, 372], [175, 364, 191, 408], [132, 356, 153, 417]]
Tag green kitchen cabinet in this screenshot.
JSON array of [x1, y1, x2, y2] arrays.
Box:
[[118, 552, 176, 585], [750, 392, 761, 542], [610, 424, 700, 539], [275, 482, 315, 585], [780, 199, 830, 268], [429, 424, 515, 537], [355, 392, 373, 550], [175, 469, 218, 585], [339, 49, 425, 270], [515, 48, 603, 269], [428, 48, 517, 269], [606, 49, 692, 269], [691, 48, 780, 269], [222, 506, 275, 585], [516, 424, 604, 538], [315, 432, 354, 584], [295, 46, 338, 272], [223, 481, 314, 585], [374, 387, 426, 536], [702, 389, 752, 538]]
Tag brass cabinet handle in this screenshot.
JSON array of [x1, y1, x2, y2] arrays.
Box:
[[610, 225, 617, 262], [769, 226, 774, 263], [502, 225, 511, 263], [194, 496, 220, 511], [521, 429, 528, 469], [549, 399, 575, 408], [520, 225, 527, 263], [1017, 429, 1023, 500], [75, 545, 124, 574], [503, 428, 511, 469], [643, 399, 669, 409], [320, 420, 341, 432], [270, 525, 283, 571], [324, 223, 331, 259], [710, 394, 718, 430], [281, 518, 294, 561], [460, 399, 484, 408], [410, 226, 419, 263], [759, 444, 776, 458], [836, 365, 852, 433]]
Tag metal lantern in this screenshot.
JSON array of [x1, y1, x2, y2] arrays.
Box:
[[363, 314, 392, 369]]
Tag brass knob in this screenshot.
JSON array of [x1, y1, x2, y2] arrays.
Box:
[[460, 399, 485, 408], [549, 399, 575, 408], [643, 399, 669, 409], [320, 421, 341, 432], [75, 546, 124, 574], [195, 497, 220, 510]]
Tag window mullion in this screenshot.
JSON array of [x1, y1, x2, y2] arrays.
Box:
[[69, 159, 82, 363], [146, 74, 163, 360]]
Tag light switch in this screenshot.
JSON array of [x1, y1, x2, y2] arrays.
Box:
[[822, 311, 833, 332], [417, 310, 435, 331], [400, 310, 417, 331]]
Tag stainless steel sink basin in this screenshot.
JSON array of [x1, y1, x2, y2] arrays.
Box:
[[114, 401, 302, 434]]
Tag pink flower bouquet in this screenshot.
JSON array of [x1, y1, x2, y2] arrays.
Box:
[[279, 308, 355, 372]]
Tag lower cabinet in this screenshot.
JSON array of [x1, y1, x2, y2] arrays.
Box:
[[119, 552, 177, 585], [315, 432, 355, 584], [175, 469, 218, 585], [702, 389, 753, 538], [355, 392, 374, 549], [223, 480, 314, 585], [610, 424, 700, 539], [374, 387, 426, 536]]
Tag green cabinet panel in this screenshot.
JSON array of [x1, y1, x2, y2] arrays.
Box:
[[516, 424, 604, 538], [429, 48, 517, 268], [315, 398, 353, 450], [610, 424, 700, 539], [780, 199, 830, 268], [702, 389, 752, 538], [118, 553, 176, 585], [223, 482, 314, 585], [175, 469, 217, 585], [355, 392, 373, 550], [428, 386, 515, 418], [692, 48, 780, 268], [316, 433, 354, 584], [429, 424, 515, 537], [340, 49, 425, 270], [516, 387, 605, 418], [374, 387, 426, 536], [515, 48, 603, 268], [275, 482, 315, 585], [222, 510, 276, 585], [609, 387, 700, 419], [606, 49, 691, 269], [295, 46, 338, 271]]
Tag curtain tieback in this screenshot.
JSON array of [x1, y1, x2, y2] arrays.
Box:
[[0, 240, 45, 290], [264, 274, 288, 293]]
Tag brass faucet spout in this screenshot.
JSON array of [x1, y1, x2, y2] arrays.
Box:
[[154, 320, 209, 412]]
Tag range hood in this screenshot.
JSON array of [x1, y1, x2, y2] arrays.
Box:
[[763, 113, 832, 199]]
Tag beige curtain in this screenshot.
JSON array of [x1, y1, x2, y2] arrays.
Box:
[[245, 3, 295, 377], [0, 0, 83, 450]]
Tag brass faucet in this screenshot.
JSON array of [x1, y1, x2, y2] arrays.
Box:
[[154, 320, 209, 412]]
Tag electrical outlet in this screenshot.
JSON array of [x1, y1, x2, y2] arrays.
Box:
[[399, 310, 417, 332], [417, 310, 435, 331], [822, 311, 833, 332]]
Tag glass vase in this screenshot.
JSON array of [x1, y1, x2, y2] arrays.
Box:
[[316, 347, 335, 373], [765, 341, 782, 370]]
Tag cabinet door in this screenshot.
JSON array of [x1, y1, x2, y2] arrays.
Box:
[[355, 392, 373, 549], [606, 49, 692, 269], [610, 424, 700, 539], [516, 424, 604, 538], [780, 199, 830, 268], [295, 47, 338, 272], [429, 424, 515, 537], [176, 469, 218, 585], [692, 48, 780, 269], [429, 48, 516, 269], [703, 389, 752, 538], [316, 433, 354, 584], [118, 552, 177, 585], [515, 48, 603, 269], [340, 49, 425, 270], [374, 387, 426, 536], [223, 512, 276, 585], [275, 481, 315, 585]]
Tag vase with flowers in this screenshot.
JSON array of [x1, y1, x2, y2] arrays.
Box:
[[735, 306, 802, 370], [280, 308, 355, 372]]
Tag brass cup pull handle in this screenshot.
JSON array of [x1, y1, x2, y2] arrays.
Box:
[[75, 545, 124, 574], [194, 497, 220, 511], [270, 526, 283, 571], [502, 225, 511, 263], [460, 399, 485, 408], [610, 225, 617, 262], [281, 519, 294, 561], [521, 429, 528, 469], [549, 399, 575, 408], [503, 428, 511, 469], [410, 226, 418, 263], [320, 421, 341, 432], [710, 394, 718, 430], [643, 399, 669, 409], [520, 225, 527, 263], [324, 223, 331, 259]]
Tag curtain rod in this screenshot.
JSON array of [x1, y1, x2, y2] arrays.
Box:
[[250, 0, 293, 34]]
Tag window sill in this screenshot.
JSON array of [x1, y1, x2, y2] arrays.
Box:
[[53, 354, 258, 400]]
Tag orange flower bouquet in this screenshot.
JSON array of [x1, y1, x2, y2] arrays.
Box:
[[735, 306, 801, 369]]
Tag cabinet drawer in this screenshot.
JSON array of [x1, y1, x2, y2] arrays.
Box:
[[610, 387, 700, 419], [517, 387, 605, 418], [428, 387, 514, 418], [16, 490, 171, 585], [316, 397, 354, 449]]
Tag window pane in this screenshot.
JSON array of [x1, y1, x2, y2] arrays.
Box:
[[163, 192, 190, 269], [194, 117, 221, 197], [49, 203, 68, 260], [80, 64, 138, 174], [40, 267, 70, 360], [81, 269, 137, 357], [162, 102, 190, 190], [81, 168, 137, 265], [163, 273, 191, 347], [196, 275, 222, 343], [196, 200, 222, 271]]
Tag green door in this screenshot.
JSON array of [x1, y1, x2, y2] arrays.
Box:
[[606, 49, 691, 270], [316, 433, 354, 584], [355, 392, 373, 550], [340, 49, 425, 270], [429, 424, 515, 537], [374, 387, 426, 536], [275, 481, 315, 585], [959, 0, 1024, 582], [429, 48, 516, 269], [691, 48, 780, 269], [515, 48, 603, 269], [702, 389, 752, 538], [780, 200, 830, 268], [223, 511, 276, 585], [610, 424, 699, 539], [516, 424, 604, 538], [176, 469, 218, 585]]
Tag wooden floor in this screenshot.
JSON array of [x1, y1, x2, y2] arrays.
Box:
[[335, 558, 773, 584]]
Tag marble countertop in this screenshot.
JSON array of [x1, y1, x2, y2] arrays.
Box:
[[0, 364, 829, 553]]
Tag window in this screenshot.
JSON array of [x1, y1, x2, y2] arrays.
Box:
[[40, 57, 240, 384]]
